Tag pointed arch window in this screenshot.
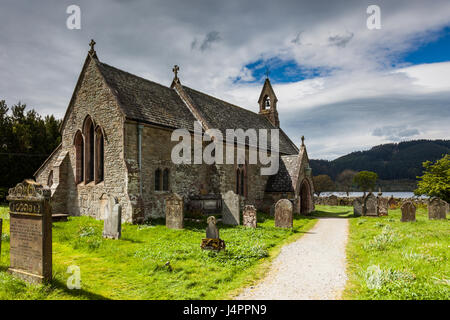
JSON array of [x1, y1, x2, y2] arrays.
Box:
[[163, 168, 169, 191], [95, 126, 104, 183], [155, 168, 161, 191], [236, 163, 247, 197], [74, 130, 84, 184], [263, 95, 271, 110], [83, 116, 94, 183]]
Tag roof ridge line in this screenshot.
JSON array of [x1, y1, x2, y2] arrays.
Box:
[[182, 85, 262, 117]]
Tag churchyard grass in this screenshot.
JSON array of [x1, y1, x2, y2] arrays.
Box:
[[0, 205, 316, 300], [330, 205, 449, 300]]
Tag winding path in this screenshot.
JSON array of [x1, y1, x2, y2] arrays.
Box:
[[236, 218, 349, 300]]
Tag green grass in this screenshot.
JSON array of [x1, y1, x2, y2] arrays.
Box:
[[0, 205, 317, 300], [335, 205, 450, 300]]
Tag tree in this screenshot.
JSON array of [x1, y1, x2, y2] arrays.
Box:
[[353, 171, 378, 195], [336, 169, 357, 196], [312, 174, 335, 196], [414, 154, 450, 203], [0, 100, 61, 197]]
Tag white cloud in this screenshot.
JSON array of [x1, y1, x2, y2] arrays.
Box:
[[0, 0, 449, 159]]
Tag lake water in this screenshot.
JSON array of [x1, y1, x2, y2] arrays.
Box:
[[319, 192, 425, 198]]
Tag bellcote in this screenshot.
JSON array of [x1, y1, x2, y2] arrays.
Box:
[[258, 78, 279, 127]]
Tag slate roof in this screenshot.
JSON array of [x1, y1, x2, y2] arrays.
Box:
[[265, 155, 298, 192], [96, 60, 298, 155], [183, 86, 298, 155], [97, 62, 197, 131]]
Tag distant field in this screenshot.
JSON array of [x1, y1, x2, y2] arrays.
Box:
[[0, 205, 316, 300]]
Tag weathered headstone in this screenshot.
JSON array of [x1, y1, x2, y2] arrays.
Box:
[[428, 197, 448, 220], [243, 205, 257, 228], [103, 197, 122, 239], [328, 195, 338, 206], [401, 201, 416, 222], [378, 197, 389, 216], [222, 190, 240, 225], [364, 193, 378, 217], [275, 199, 293, 228], [7, 180, 52, 283], [353, 198, 363, 217], [165, 193, 184, 230], [201, 216, 225, 251], [388, 196, 398, 209], [270, 203, 275, 216]]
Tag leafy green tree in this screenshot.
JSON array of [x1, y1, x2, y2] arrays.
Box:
[[0, 100, 61, 200], [414, 154, 450, 202], [312, 174, 335, 196], [353, 171, 378, 195], [336, 169, 357, 196]]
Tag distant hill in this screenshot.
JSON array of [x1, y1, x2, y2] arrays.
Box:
[[310, 140, 450, 184]]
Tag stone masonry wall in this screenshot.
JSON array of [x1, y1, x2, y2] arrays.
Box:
[[124, 122, 273, 219], [36, 57, 132, 222]]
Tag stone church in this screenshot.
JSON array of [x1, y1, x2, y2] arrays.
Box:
[[34, 41, 314, 223]]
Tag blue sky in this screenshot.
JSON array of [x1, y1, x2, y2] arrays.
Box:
[[238, 26, 450, 85], [402, 26, 450, 65]]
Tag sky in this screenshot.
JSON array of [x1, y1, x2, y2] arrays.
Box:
[[0, 0, 449, 160]]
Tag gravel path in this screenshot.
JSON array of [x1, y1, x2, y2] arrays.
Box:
[[236, 218, 349, 300]]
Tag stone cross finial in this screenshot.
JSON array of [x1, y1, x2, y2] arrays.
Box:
[[301, 135, 305, 147], [173, 65, 180, 81], [89, 39, 96, 55], [265, 67, 270, 79]]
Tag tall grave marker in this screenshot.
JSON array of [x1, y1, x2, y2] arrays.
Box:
[[7, 180, 52, 283]]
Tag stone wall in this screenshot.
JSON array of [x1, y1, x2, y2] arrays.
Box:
[[315, 195, 429, 208], [124, 122, 273, 220], [36, 57, 132, 222]]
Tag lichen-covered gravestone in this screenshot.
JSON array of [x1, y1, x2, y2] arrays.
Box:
[[353, 198, 363, 217], [378, 197, 389, 216], [7, 179, 52, 283], [201, 216, 225, 251], [428, 197, 448, 220], [328, 195, 338, 206], [165, 193, 184, 229], [401, 201, 416, 222], [275, 199, 293, 228], [243, 205, 257, 228], [103, 197, 122, 239], [388, 196, 398, 209], [222, 190, 240, 225], [364, 193, 378, 216]]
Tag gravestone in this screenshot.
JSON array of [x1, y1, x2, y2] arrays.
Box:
[[270, 203, 275, 216], [201, 216, 225, 251], [7, 180, 52, 283], [428, 197, 447, 220], [401, 201, 416, 222], [364, 193, 378, 217], [103, 197, 122, 239], [275, 199, 293, 228], [378, 197, 389, 216], [165, 193, 184, 229], [353, 198, 363, 217], [222, 190, 240, 225], [388, 196, 398, 209], [328, 195, 338, 206], [243, 205, 257, 228]]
